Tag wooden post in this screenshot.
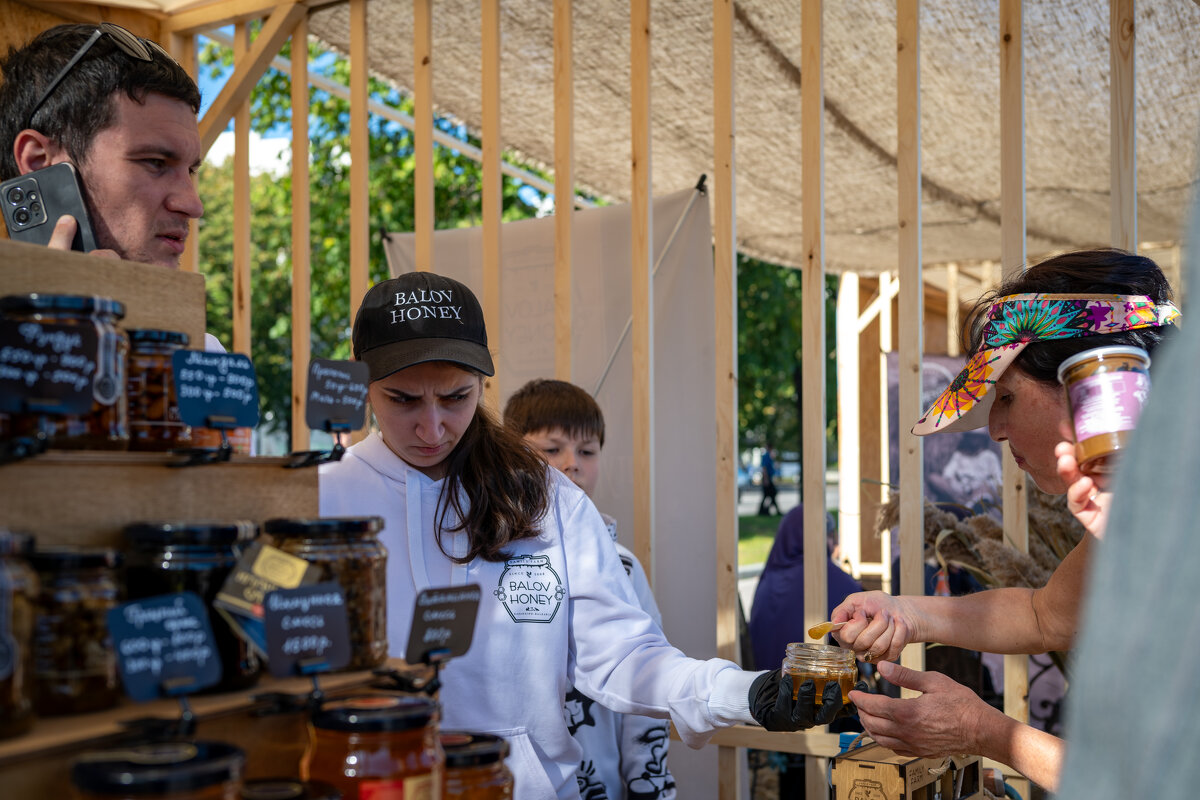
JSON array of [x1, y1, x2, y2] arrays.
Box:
[[413, 0, 433, 272], [837, 271, 861, 577], [878, 271, 893, 594], [481, 0, 501, 410], [232, 21, 251, 356], [801, 2, 830, 796], [1000, 0, 1030, 728], [166, 30, 200, 274], [1110, 0, 1136, 250], [629, 0, 655, 588], [553, 0, 573, 380], [291, 14, 312, 453], [713, 0, 745, 796], [897, 0, 925, 685]]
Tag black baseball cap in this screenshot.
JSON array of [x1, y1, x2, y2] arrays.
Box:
[[353, 272, 495, 381]]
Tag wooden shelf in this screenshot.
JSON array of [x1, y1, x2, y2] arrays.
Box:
[[0, 451, 318, 547]]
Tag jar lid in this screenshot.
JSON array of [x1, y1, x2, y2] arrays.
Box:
[[0, 530, 35, 557], [1057, 345, 1152, 384], [124, 520, 258, 546], [29, 546, 122, 571], [441, 731, 509, 768], [311, 694, 438, 733], [240, 778, 342, 800], [263, 517, 384, 537], [0, 292, 126, 318], [129, 328, 191, 347], [71, 741, 244, 795]]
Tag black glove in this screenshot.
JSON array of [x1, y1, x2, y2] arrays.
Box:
[[749, 671, 866, 731]]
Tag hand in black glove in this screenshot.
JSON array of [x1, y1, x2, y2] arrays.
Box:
[[749, 671, 868, 731]]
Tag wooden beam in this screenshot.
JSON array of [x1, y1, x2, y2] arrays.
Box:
[[878, 271, 893, 593], [629, 0, 655, 587], [346, 0, 368, 446], [197, 1, 307, 155], [413, 0, 433, 271], [713, 0, 744, 796], [553, 0, 573, 380], [1110, 0, 1136, 249], [291, 14, 311, 453], [232, 21, 251, 356], [801, 3, 829, 797], [163, 0, 339, 35], [896, 0, 924, 682], [999, 0, 1030, 729], [836, 271, 862, 577], [481, 0, 501, 411], [165, 28, 200, 273]]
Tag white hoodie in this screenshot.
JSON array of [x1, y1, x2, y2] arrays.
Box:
[[319, 432, 759, 800]]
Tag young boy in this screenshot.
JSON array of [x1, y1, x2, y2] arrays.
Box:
[[504, 378, 676, 800]]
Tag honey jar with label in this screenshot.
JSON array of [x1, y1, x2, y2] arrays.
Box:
[[441, 732, 512, 799], [126, 329, 192, 451], [1057, 345, 1152, 475], [302, 694, 442, 799]]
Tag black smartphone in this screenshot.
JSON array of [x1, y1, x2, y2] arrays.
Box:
[[1, 162, 98, 252]]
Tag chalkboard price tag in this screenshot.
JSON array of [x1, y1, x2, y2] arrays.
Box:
[[305, 359, 369, 433], [106, 592, 222, 702], [172, 349, 260, 429], [405, 584, 481, 665], [0, 318, 101, 414], [264, 582, 351, 678]]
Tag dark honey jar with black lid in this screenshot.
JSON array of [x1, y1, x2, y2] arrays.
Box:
[[441, 731, 513, 799], [301, 694, 442, 798], [71, 740, 245, 800], [0, 530, 36, 740], [262, 518, 387, 670], [28, 546, 122, 715], [0, 292, 129, 450], [123, 520, 262, 692]]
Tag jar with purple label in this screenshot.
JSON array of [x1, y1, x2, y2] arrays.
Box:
[[1057, 345, 1151, 475]]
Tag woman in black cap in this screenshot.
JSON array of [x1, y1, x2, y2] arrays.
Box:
[[319, 271, 849, 800]]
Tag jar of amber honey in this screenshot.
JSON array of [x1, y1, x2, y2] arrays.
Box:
[[782, 642, 857, 704], [442, 732, 512, 799], [302, 695, 442, 799], [0, 530, 37, 740], [126, 329, 192, 451], [1057, 345, 1152, 475], [71, 741, 245, 800], [239, 779, 341, 800]]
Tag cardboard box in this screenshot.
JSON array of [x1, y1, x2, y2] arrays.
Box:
[[832, 743, 983, 800]]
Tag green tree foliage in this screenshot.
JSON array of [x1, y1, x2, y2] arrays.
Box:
[[198, 38, 541, 446], [736, 254, 838, 461]]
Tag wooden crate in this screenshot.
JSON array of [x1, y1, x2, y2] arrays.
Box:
[[832, 743, 983, 800]]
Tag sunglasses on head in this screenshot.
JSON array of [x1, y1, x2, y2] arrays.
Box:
[[25, 23, 177, 130]]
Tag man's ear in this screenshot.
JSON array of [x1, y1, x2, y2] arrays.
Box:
[[12, 129, 68, 174]]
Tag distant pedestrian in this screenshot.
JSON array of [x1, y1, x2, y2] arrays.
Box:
[[757, 447, 780, 516]]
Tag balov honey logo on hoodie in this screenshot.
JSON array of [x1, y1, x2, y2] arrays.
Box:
[[494, 554, 565, 623]]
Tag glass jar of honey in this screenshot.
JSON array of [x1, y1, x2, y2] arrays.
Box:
[[263, 518, 387, 670], [126, 329, 192, 452], [0, 293, 128, 450], [29, 546, 122, 716], [782, 642, 857, 705], [0, 530, 37, 740], [441, 732, 512, 799], [1057, 345, 1152, 475], [124, 520, 262, 692], [301, 695, 442, 798], [71, 741, 245, 800]]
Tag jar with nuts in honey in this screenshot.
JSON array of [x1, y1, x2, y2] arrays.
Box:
[[782, 642, 857, 705], [29, 547, 122, 716], [0, 530, 37, 740], [126, 329, 193, 451], [442, 732, 512, 800]]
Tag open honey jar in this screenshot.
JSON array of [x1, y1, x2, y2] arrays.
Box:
[[782, 642, 857, 705], [1057, 345, 1151, 475]]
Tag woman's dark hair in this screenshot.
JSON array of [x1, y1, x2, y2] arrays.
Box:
[[962, 248, 1176, 384], [0, 24, 201, 180], [436, 400, 552, 563]]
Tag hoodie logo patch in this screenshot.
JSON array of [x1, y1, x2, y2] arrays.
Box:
[[494, 554, 565, 623]]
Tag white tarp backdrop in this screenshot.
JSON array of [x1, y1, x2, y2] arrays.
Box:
[[381, 184, 724, 793]]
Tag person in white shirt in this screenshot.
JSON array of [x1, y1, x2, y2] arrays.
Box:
[[320, 271, 852, 800]]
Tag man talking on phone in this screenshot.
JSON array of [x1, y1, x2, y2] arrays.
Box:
[[0, 23, 203, 269]]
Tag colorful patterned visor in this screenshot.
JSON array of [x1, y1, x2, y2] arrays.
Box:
[[911, 293, 1180, 436]]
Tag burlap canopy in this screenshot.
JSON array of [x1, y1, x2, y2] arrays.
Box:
[[304, 0, 1200, 275]]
